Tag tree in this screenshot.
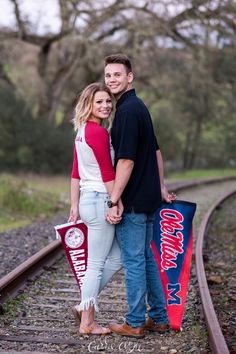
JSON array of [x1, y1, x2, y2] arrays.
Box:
[[1, 0, 235, 124], [0, 0, 235, 170]]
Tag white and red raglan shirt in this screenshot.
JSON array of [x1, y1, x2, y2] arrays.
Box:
[[71, 121, 115, 193]]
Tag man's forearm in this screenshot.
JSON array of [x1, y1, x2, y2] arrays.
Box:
[[156, 149, 165, 188], [110, 159, 134, 203], [156, 149, 177, 202]]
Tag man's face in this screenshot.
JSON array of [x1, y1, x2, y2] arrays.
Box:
[[104, 63, 133, 98]]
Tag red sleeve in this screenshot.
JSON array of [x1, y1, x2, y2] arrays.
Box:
[[71, 144, 80, 179], [85, 123, 115, 182]]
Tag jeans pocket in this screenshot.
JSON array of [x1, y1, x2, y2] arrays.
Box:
[[79, 200, 97, 224]]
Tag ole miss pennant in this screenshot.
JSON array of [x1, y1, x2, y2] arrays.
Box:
[[151, 200, 197, 331]]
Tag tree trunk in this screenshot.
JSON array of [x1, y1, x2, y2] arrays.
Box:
[[187, 114, 204, 169], [37, 43, 87, 123]]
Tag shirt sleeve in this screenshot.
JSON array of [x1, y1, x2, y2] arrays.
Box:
[[85, 124, 115, 182], [71, 144, 80, 179], [115, 110, 139, 161]]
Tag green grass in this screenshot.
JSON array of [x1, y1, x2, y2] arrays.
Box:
[[0, 216, 30, 233], [167, 168, 236, 181], [25, 174, 70, 198], [0, 174, 70, 232], [0, 173, 70, 198], [3, 293, 28, 318], [1, 169, 235, 232]]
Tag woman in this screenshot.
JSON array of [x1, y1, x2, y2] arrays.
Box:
[[68, 83, 122, 335]]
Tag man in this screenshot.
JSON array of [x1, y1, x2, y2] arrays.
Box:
[[104, 54, 176, 338]]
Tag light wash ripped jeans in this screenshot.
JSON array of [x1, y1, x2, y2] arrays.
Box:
[[78, 190, 122, 312]]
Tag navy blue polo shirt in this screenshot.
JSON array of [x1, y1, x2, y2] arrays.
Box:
[[111, 89, 162, 213]]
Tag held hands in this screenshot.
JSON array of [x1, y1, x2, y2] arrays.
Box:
[[106, 199, 123, 225], [161, 185, 177, 203]]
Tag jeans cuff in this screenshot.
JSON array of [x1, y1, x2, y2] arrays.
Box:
[[78, 297, 99, 312], [126, 320, 145, 328], [150, 317, 169, 325]]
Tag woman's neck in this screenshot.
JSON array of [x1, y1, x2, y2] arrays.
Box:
[[88, 117, 101, 125]]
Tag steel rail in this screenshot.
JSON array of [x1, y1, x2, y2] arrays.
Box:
[[167, 175, 236, 192], [0, 239, 63, 308], [195, 188, 236, 354], [0, 175, 235, 348], [0, 175, 235, 308]]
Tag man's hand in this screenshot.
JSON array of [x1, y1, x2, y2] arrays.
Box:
[[161, 185, 177, 203], [118, 199, 124, 217], [106, 205, 122, 224]]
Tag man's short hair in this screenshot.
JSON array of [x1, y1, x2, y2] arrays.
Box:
[[105, 54, 132, 73]]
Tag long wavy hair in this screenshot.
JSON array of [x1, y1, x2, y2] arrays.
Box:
[[73, 82, 113, 131]]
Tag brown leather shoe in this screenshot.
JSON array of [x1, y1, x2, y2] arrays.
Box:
[[109, 322, 145, 338], [145, 317, 170, 333]]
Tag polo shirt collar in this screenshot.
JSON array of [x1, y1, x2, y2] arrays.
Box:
[[116, 89, 136, 108]]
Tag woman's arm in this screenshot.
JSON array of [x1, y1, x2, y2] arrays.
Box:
[[68, 178, 80, 222]]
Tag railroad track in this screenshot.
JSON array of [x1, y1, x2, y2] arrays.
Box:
[[0, 176, 235, 354], [196, 189, 236, 354], [0, 214, 67, 279]]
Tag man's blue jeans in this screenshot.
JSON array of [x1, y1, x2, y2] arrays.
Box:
[[116, 211, 169, 327]]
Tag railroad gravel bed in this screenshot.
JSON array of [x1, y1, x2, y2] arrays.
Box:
[[0, 258, 209, 353], [0, 213, 67, 278], [0, 179, 236, 353], [204, 193, 236, 354]]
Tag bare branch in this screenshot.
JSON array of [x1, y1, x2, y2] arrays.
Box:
[[10, 0, 26, 37]]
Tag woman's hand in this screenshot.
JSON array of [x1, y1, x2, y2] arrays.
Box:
[[106, 198, 124, 224], [68, 205, 80, 223], [106, 206, 122, 224]]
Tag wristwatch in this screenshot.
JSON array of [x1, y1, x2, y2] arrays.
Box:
[[107, 200, 118, 208]]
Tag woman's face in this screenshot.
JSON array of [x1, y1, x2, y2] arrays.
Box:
[[91, 91, 112, 123]]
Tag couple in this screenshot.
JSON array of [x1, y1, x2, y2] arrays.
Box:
[[68, 54, 176, 338]]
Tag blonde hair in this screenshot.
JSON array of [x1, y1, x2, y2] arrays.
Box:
[[73, 82, 113, 131]]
